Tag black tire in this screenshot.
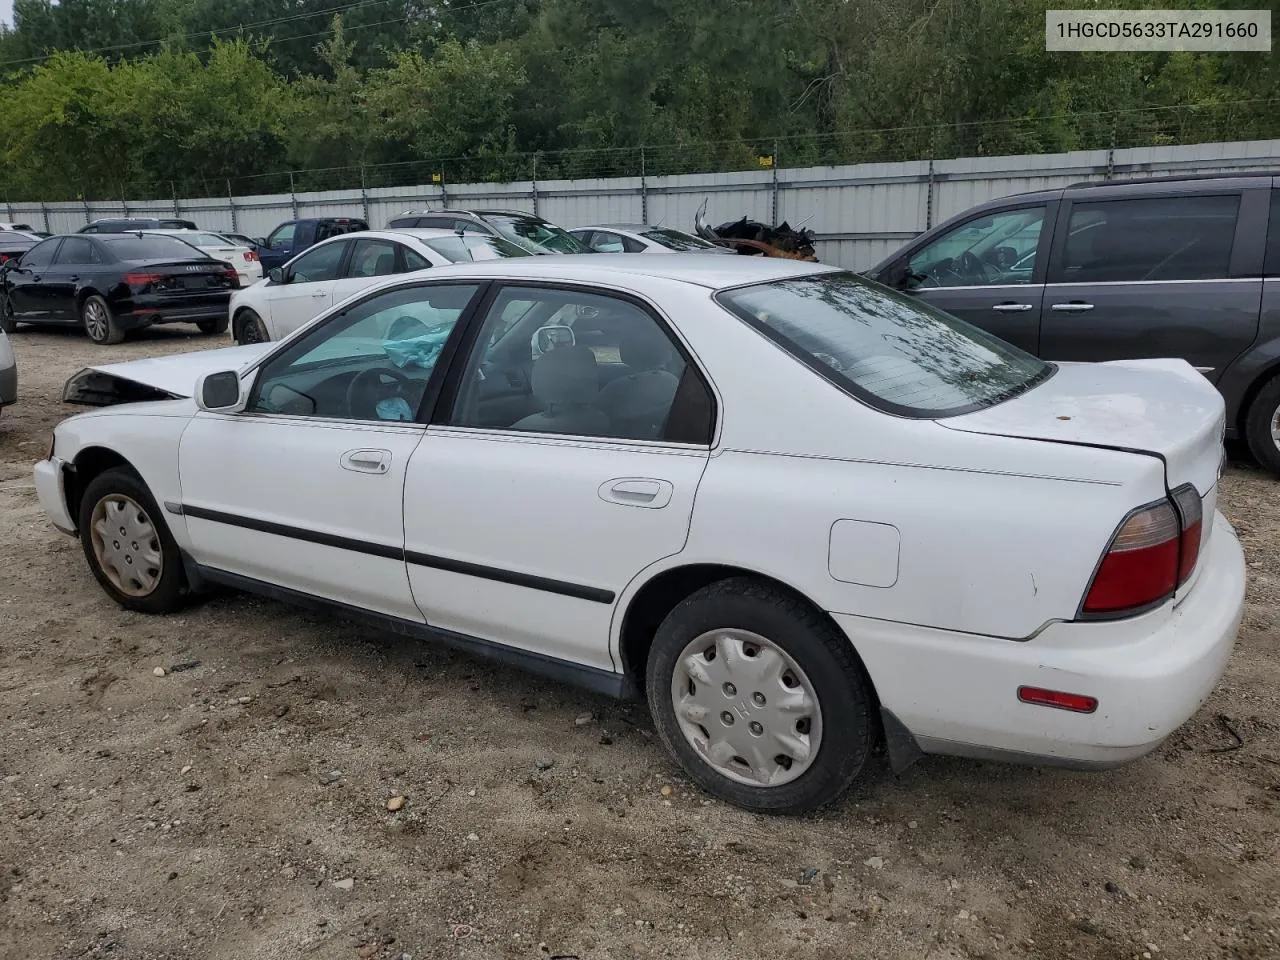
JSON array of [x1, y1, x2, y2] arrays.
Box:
[[78, 466, 187, 614], [234, 309, 269, 345], [81, 294, 124, 345], [197, 315, 230, 336], [0, 292, 15, 334], [645, 577, 876, 814], [1245, 375, 1280, 478]]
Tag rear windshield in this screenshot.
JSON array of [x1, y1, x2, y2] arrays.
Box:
[[99, 235, 209, 260], [642, 228, 715, 251], [716, 272, 1053, 418], [423, 234, 532, 262], [484, 214, 590, 254], [179, 232, 237, 247]]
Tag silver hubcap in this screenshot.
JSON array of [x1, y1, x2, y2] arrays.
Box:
[[84, 300, 108, 341], [89, 495, 162, 597], [1271, 406, 1280, 451], [670, 629, 822, 787]]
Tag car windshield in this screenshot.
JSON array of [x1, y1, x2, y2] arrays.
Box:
[[642, 228, 715, 251], [100, 235, 210, 260], [484, 214, 590, 254], [179, 232, 237, 247], [716, 272, 1054, 418], [422, 234, 533, 262]]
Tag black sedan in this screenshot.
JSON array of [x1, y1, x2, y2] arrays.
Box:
[[0, 234, 238, 344], [0, 231, 37, 268]]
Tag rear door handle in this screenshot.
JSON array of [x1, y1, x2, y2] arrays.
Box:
[[1050, 301, 1094, 312], [312, 290, 328, 298], [599, 478, 673, 509], [992, 302, 1034, 312], [340, 448, 391, 474]]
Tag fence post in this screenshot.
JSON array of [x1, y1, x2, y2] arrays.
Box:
[[120, 184, 129, 217], [289, 171, 299, 219], [1104, 118, 1117, 180], [770, 139, 780, 225], [171, 181, 180, 218], [640, 146, 648, 223], [439, 163, 449, 209], [40, 202, 49, 233], [360, 165, 370, 223], [531, 154, 540, 217], [4, 198, 11, 223], [82, 192, 91, 227], [925, 158, 936, 230], [227, 180, 238, 233]]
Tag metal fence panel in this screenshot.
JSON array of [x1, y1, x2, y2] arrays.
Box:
[[7, 139, 1280, 269]]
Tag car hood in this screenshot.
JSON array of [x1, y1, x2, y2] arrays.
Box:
[[63, 342, 274, 406], [940, 358, 1225, 496]]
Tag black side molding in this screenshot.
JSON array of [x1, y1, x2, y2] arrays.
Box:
[[190, 562, 633, 699], [182, 504, 615, 604]]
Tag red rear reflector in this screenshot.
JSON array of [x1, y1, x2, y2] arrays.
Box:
[[1082, 501, 1179, 614], [1170, 483, 1203, 586], [243, 251, 258, 262], [122, 272, 163, 285], [1017, 686, 1098, 714]]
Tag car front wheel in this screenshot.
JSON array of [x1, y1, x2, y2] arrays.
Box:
[[1245, 374, 1280, 478], [235, 309, 269, 345], [78, 466, 187, 613], [645, 578, 876, 814]]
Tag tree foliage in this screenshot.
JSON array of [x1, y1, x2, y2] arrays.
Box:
[[0, 0, 1276, 200]]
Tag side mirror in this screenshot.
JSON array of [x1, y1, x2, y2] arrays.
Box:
[[268, 267, 284, 284], [254, 237, 269, 248], [194, 370, 244, 412]]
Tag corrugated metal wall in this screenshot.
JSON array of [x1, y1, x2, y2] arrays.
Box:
[[7, 139, 1278, 270]]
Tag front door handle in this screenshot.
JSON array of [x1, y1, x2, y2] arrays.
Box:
[[340, 448, 391, 474], [599, 477, 674, 509], [1050, 301, 1095, 312], [312, 290, 328, 298], [992, 302, 1034, 312]]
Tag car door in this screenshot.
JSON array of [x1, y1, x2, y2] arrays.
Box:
[[6, 237, 63, 321], [263, 239, 351, 339], [329, 237, 407, 305], [1040, 188, 1264, 383], [259, 222, 300, 272], [178, 281, 485, 620], [403, 283, 716, 673], [886, 203, 1056, 354], [48, 237, 100, 321]]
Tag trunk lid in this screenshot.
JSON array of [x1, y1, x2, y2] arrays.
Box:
[[124, 258, 238, 293], [63, 342, 273, 406], [940, 358, 1225, 497]]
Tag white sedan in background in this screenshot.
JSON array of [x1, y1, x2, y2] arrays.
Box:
[[228, 228, 531, 344], [141, 229, 263, 287], [36, 256, 1243, 814], [570, 223, 735, 254]]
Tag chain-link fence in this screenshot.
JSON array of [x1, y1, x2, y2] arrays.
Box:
[[26, 99, 1280, 204]]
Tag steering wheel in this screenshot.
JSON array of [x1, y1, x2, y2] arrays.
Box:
[[346, 367, 415, 421], [956, 250, 990, 283]]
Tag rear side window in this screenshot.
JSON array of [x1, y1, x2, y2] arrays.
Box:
[[1055, 194, 1240, 283], [1265, 190, 1280, 277], [716, 272, 1053, 418]]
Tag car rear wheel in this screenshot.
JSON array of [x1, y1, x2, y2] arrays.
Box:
[[82, 294, 124, 345], [235, 309, 269, 345], [198, 316, 230, 336], [1245, 375, 1280, 478], [645, 578, 876, 814], [78, 467, 187, 614], [0, 293, 15, 333]]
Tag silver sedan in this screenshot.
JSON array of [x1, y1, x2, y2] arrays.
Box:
[[570, 223, 735, 255]]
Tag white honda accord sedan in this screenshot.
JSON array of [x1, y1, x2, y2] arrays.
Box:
[[35, 256, 1244, 813]]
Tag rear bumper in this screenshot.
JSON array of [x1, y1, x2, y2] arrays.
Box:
[[34, 456, 76, 534], [838, 511, 1245, 769], [115, 293, 233, 329]]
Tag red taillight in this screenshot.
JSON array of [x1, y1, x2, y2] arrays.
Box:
[[243, 251, 258, 262], [1082, 484, 1205, 617], [122, 272, 163, 287], [221, 267, 240, 285], [1017, 686, 1098, 714], [1082, 501, 1180, 615]]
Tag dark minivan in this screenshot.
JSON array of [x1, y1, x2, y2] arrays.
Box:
[[867, 172, 1280, 475]]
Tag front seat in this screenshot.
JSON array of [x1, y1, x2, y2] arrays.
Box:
[[511, 345, 611, 436], [595, 330, 681, 439]]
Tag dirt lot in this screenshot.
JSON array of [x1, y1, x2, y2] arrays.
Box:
[[1, 327, 1278, 960]]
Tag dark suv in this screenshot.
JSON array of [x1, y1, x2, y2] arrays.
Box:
[[867, 172, 1280, 475], [385, 208, 590, 255], [254, 217, 369, 272], [80, 218, 199, 234]]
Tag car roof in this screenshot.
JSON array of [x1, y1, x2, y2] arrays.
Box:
[[389, 227, 497, 240], [355, 252, 840, 291], [574, 223, 677, 233]]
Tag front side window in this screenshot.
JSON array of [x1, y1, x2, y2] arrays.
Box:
[[1055, 194, 1240, 283], [347, 238, 400, 278], [448, 285, 711, 442], [422, 234, 532, 262], [717, 272, 1053, 418], [907, 207, 1047, 288], [248, 283, 480, 422], [268, 223, 297, 246], [587, 231, 627, 253], [20, 238, 60, 269], [287, 241, 348, 283], [55, 237, 101, 265]]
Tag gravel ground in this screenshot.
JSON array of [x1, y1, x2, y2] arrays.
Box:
[[1, 326, 1278, 960]]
